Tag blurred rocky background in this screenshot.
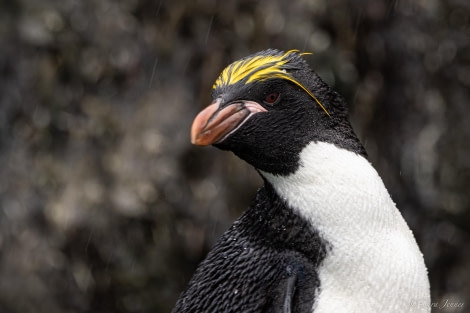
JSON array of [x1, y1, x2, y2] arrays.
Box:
[[0, 0, 469, 312]]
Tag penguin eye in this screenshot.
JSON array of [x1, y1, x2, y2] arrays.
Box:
[[264, 92, 280, 105]]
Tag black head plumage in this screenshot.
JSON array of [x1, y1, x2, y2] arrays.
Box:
[[192, 49, 366, 175]]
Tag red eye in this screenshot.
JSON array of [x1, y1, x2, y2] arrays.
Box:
[[264, 92, 280, 104]]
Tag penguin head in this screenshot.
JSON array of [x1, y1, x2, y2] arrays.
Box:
[[191, 49, 365, 175]]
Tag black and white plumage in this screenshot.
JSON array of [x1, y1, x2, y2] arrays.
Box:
[[172, 49, 430, 313]]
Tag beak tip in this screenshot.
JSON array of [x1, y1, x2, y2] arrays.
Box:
[[190, 133, 207, 146], [190, 138, 200, 146], [190, 121, 203, 146], [190, 101, 221, 146], [190, 125, 206, 146]]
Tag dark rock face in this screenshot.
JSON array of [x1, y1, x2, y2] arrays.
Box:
[[0, 0, 468, 312]]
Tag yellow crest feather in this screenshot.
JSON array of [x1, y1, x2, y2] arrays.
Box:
[[213, 50, 330, 116]]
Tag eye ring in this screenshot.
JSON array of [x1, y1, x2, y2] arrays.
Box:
[[264, 92, 280, 105]]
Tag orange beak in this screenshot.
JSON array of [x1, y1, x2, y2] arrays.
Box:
[[191, 98, 267, 146]]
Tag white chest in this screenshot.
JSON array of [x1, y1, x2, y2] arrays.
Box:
[[261, 142, 430, 313]]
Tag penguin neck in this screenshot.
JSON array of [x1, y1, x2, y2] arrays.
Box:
[[259, 141, 400, 243]]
